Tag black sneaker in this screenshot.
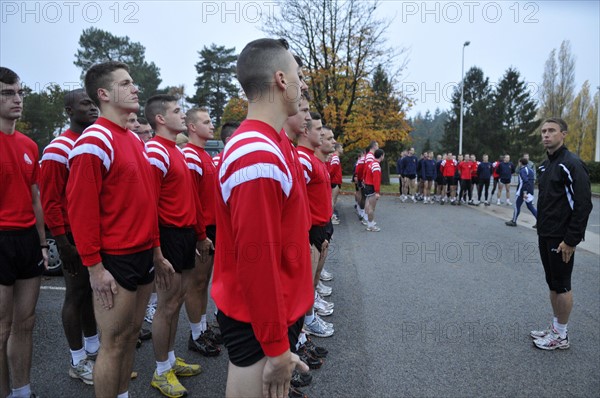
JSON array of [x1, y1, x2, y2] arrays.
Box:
[[291, 369, 312, 388], [505, 220, 517, 227], [188, 333, 220, 357], [303, 337, 328, 358], [289, 386, 308, 398], [203, 326, 223, 345], [297, 345, 323, 369]]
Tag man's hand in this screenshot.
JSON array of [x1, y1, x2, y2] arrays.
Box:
[[262, 350, 309, 398], [54, 234, 81, 276], [89, 263, 118, 310], [41, 247, 49, 270], [153, 247, 175, 290], [375, 193, 380, 200], [195, 238, 214, 261], [556, 241, 575, 264]]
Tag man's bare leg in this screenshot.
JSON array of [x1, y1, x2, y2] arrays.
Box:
[[92, 283, 139, 397], [0, 284, 14, 397], [118, 282, 153, 394], [315, 241, 329, 285], [226, 358, 267, 398], [551, 291, 573, 325], [153, 273, 184, 363], [184, 253, 213, 327], [7, 276, 41, 390]]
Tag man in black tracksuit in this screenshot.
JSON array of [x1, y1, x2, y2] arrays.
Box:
[[530, 118, 593, 351]]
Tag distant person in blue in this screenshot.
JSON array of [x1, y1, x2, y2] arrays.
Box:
[[396, 150, 406, 196], [400, 148, 418, 202], [420, 151, 437, 203], [496, 154, 515, 205], [505, 158, 537, 226], [476, 154, 493, 205]]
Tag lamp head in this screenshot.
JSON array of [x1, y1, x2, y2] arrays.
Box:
[[464, 41, 471, 47]]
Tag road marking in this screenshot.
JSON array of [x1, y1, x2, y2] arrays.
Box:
[[41, 286, 66, 291]]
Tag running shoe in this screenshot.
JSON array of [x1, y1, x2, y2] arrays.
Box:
[[289, 386, 308, 398], [366, 226, 381, 232], [530, 326, 553, 339], [314, 299, 333, 317], [315, 293, 334, 309], [172, 357, 202, 377], [320, 269, 333, 281], [188, 333, 220, 357], [505, 220, 517, 227], [304, 337, 328, 358], [331, 218, 340, 225], [291, 369, 312, 388], [203, 326, 223, 345], [297, 345, 323, 369], [304, 318, 334, 338], [484, 201, 490, 206], [316, 314, 334, 330], [151, 369, 188, 398], [145, 303, 157, 324], [316, 281, 332, 296], [69, 358, 94, 385], [506, 199, 512, 206], [534, 331, 569, 350], [497, 199, 502, 205]]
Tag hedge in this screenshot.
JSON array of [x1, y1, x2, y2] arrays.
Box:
[[586, 161, 600, 183]]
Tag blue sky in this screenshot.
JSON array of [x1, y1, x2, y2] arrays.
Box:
[[1, 0, 598, 117]]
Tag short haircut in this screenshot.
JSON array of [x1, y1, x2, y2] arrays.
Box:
[[237, 38, 291, 100], [293, 54, 304, 68], [138, 117, 149, 125], [374, 149, 384, 159], [185, 107, 210, 125], [520, 158, 528, 166], [322, 125, 332, 132], [301, 90, 311, 102], [0, 67, 20, 84], [84, 61, 130, 107], [310, 111, 321, 121], [64, 88, 87, 108], [145, 94, 178, 130], [367, 140, 378, 151], [220, 121, 240, 143], [543, 117, 568, 132]]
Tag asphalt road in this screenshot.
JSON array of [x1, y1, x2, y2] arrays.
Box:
[[31, 195, 600, 397]]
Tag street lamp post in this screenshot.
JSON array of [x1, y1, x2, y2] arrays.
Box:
[[459, 41, 470, 155]]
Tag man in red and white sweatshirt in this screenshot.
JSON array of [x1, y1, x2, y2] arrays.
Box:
[[440, 152, 458, 204], [211, 38, 312, 397], [364, 149, 385, 231], [182, 107, 221, 358], [328, 142, 343, 224], [144, 95, 211, 397], [66, 61, 157, 398], [40, 88, 99, 385], [0, 67, 48, 398]]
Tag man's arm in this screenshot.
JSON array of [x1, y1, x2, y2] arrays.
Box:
[[31, 184, 48, 268], [561, 160, 593, 248]]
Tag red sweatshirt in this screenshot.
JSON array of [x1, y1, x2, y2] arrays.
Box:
[[66, 117, 159, 266], [0, 130, 39, 230], [441, 159, 457, 177], [40, 129, 80, 236], [364, 160, 382, 193], [361, 152, 375, 181], [458, 161, 472, 180], [328, 153, 342, 185], [147, 136, 205, 239], [211, 120, 313, 357], [183, 143, 218, 227], [297, 146, 332, 226], [355, 154, 366, 182]]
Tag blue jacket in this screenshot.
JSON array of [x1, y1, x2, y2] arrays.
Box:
[[401, 155, 418, 175], [477, 162, 493, 180], [421, 159, 437, 179], [497, 161, 515, 180], [516, 166, 534, 196]]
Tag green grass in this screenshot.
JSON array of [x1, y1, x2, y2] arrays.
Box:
[[592, 183, 600, 195]]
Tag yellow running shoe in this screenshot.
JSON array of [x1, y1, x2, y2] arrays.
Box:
[[172, 357, 202, 377], [151, 369, 188, 398]]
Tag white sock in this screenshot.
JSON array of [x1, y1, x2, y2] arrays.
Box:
[[11, 384, 31, 398], [117, 392, 129, 398], [200, 314, 207, 332], [84, 334, 100, 354], [553, 319, 568, 338], [304, 310, 315, 325], [298, 332, 307, 346], [156, 359, 171, 376], [70, 347, 87, 366], [190, 321, 203, 340], [168, 351, 176, 367], [368, 221, 375, 228], [149, 292, 158, 306]]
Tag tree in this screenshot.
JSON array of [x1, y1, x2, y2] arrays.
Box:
[[74, 27, 162, 107], [492, 67, 541, 158], [187, 44, 238, 127], [565, 81, 596, 161], [17, 85, 68, 153], [539, 40, 575, 119], [221, 95, 248, 127], [441, 67, 496, 155], [409, 109, 449, 154], [262, 0, 409, 142]]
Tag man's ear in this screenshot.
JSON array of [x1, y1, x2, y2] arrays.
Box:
[[274, 70, 286, 91]]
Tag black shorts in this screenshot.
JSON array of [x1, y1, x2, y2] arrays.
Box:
[[539, 236, 574, 293], [324, 221, 334, 241], [217, 311, 304, 367], [331, 183, 341, 189], [0, 227, 44, 286], [363, 184, 376, 197], [423, 176, 434, 182], [206, 225, 216, 255], [500, 178, 511, 185], [444, 176, 456, 186], [101, 249, 154, 292], [309, 225, 328, 253], [402, 174, 416, 180], [160, 226, 196, 273]]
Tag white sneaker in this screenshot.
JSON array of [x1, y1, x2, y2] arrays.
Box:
[[320, 269, 333, 281], [69, 358, 94, 385], [506, 199, 512, 205], [314, 296, 333, 316], [497, 199, 501, 205], [316, 281, 332, 297], [144, 303, 157, 323], [315, 293, 334, 309], [366, 226, 381, 232], [315, 314, 334, 331]]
